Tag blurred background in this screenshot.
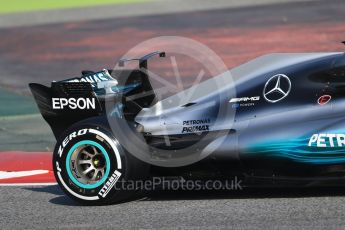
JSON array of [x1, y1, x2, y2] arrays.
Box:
[[0, 0, 344, 151]]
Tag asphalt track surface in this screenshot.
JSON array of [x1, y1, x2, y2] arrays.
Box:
[[2, 0, 345, 229], [1, 0, 345, 95], [0, 0, 309, 28], [2, 186, 345, 229]]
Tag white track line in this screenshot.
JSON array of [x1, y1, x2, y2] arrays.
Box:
[[0, 183, 57, 186], [0, 170, 49, 180]]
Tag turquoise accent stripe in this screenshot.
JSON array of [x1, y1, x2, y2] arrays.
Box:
[[247, 136, 345, 165], [66, 140, 110, 189]]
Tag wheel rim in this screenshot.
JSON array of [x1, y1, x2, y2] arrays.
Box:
[[66, 140, 111, 189]]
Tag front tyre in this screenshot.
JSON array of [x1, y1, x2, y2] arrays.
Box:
[[53, 125, 147, 205]]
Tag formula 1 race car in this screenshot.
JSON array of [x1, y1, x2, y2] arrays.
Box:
[[30, 49, 345, 205]]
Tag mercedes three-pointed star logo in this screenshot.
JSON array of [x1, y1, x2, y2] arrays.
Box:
[[263, 74, 291, 103]]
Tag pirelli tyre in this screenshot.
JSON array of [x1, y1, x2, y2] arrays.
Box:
[[53, 124, 148, 205]]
